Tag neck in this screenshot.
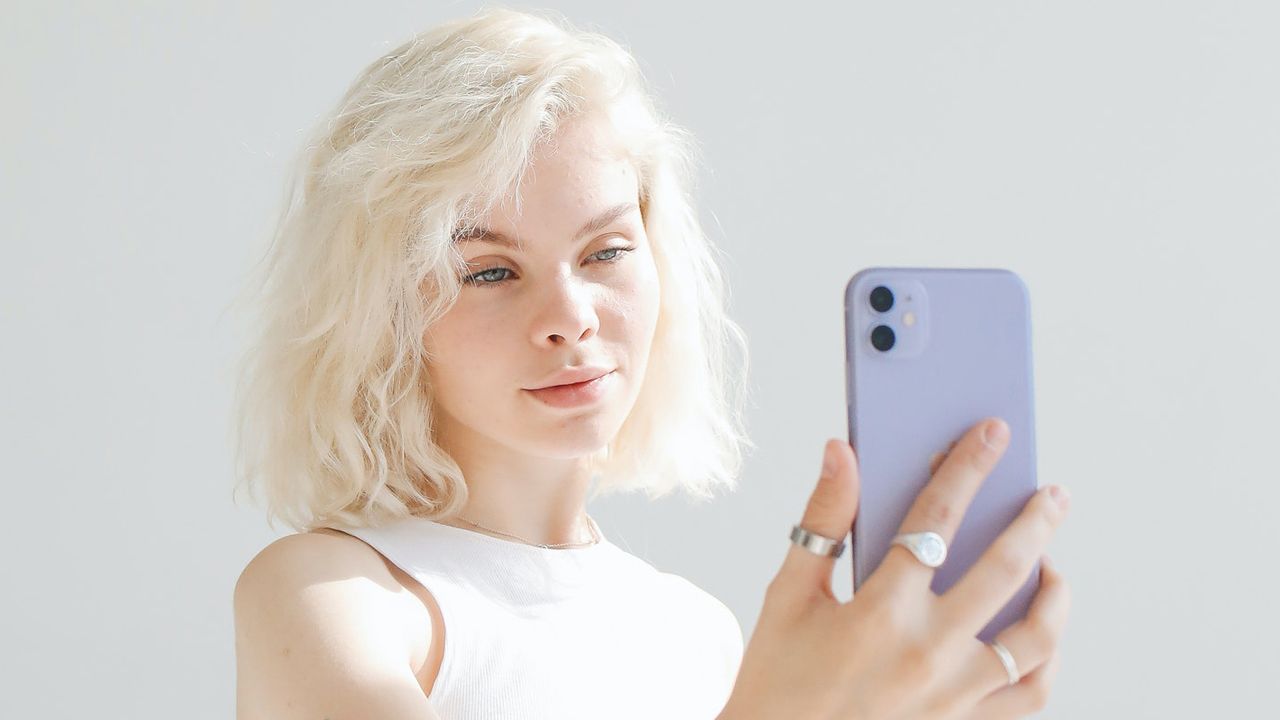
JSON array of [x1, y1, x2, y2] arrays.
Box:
[[458, 512, 599, 547], [435, 418, 600, 547]]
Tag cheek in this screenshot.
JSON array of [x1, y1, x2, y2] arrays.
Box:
[[615, 248, 661, 340], [427, 299, 512, 352], [424, 308, 515, 390]]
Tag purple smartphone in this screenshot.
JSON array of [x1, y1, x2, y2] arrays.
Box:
[[844, 267, 1039, 643]]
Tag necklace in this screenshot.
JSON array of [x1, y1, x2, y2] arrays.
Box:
[[455, 512, 602, 549]]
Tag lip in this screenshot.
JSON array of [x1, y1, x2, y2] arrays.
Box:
[[523, 370, 616, 409], [526, 365, 615, 391]]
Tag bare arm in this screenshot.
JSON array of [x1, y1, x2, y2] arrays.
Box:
[[234, 533, 441, 720]]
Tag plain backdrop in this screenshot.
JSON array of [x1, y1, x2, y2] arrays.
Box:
[[3, 1, 1277, 718]]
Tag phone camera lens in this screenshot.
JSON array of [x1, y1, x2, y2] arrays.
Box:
[[869, 285, 894, 313], [871, 324, 896, 351]]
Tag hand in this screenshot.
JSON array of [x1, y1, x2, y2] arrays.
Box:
[[718, 418, 1072, 720]]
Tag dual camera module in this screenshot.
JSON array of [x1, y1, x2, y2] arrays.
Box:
[[868, 285, 896, 351]]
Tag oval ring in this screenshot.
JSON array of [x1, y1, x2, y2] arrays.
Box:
[[890, 530, 948, 567]]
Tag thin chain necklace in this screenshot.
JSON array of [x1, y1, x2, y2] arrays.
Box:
[[455, 512, 601, 549]]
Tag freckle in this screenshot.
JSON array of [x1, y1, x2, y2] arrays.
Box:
[[282, 646, 292, 657]]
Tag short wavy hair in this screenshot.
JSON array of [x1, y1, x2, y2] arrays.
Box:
[[230, 5, 755, 533]]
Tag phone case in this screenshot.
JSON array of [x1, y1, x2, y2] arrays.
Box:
[[844, 267, 1039, 643]]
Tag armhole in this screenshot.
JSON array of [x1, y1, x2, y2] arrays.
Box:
[[309, 527, 454, 700]]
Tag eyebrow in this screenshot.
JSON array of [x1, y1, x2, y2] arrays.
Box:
[[452, 201, 639, 249]]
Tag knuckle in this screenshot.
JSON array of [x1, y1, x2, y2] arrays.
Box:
[[763, 576, 811, 617], [898, 639, 941, 685], [964, 446, 991, 475], [992, 543, 1029, 579], [1031, 510, 1058, 545], [864, 586, 909, 629], [808, 485, 843, 518], [762, 583, 782, 611], [764, 574, 782, 598], [967, 433, 1003, 470], [1044, 566, 1072, 604], [918, 489, 957, 527], [764, 574, 792, 605]]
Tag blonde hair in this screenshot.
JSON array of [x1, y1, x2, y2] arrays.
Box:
[[230, 5, 755, 532]]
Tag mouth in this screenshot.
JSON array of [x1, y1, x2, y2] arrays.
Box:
[[542, 370, 609, 389], [523, 370, 616, 408]]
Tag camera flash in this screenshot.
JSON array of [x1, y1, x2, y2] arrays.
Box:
[[902, 311, 917, 327]]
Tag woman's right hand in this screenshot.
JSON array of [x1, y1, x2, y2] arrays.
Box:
[[718, 418, 1072, 720]]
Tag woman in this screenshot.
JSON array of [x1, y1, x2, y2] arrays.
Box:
[[232, 7, 1072, 719]]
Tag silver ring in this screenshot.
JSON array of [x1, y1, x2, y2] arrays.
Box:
[[890, 531, 948, 568], [988, 640, 1020, 686], [790, 524, 846, 558]]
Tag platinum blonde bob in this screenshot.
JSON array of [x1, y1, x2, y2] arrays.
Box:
[[231, 6, 754, 532]]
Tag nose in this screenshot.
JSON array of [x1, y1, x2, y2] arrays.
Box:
[[530, 272, 600, 347]]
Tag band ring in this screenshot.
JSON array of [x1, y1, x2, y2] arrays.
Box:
[[988, 640, 1021, 686], [790, 524, 846, 558], [890, 531, 948, 568]]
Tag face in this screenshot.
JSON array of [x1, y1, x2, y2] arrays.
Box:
[[424, 111, 661, 462]]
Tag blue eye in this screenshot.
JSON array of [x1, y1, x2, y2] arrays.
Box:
[[463, 246, 636, 288]]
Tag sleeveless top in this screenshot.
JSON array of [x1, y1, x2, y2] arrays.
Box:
[[335, 516, 744, 720]]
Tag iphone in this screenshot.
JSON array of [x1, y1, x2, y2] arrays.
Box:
[[844, 267, 1040, 642]]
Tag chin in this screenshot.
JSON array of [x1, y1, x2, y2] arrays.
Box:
[[519, 408, 626, 457]]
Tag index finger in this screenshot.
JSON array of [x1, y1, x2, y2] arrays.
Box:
[[876, 417, 1011, 591]]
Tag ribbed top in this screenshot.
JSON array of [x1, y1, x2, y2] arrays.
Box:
[[336, 515, 743, 719]]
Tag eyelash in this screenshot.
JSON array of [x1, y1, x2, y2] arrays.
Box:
[[462, 246, 636, 288]]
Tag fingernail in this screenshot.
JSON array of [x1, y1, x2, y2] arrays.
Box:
[[1048, 484, 1071, 510], [982, 419, 1009, 448], [822, 442, 838, 476]]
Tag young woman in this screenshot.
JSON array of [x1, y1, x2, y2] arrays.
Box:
[[231, 8, 1072, 719]]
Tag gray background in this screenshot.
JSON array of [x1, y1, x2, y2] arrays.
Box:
[[3, 1, 1276, 717]]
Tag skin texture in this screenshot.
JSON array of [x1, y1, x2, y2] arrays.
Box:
[[424, 109, 661, 546], [717, 418, 1073, 720]]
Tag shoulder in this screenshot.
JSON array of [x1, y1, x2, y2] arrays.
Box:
[[233, 530, 435, 718], [235, 528, 397, 595], [233, 529, 425, 655], [234, 530, 410, 628]]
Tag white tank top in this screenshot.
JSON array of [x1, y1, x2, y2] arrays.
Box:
[[336, 516, 743, 719]]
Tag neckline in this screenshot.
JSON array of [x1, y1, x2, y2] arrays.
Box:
[[419, 515, 610, 555]]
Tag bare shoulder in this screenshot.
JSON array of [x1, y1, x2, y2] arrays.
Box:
[[233, 530, 438, 720], [234, 528, 410, 606]]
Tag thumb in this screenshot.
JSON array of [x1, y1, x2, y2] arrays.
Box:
[[776, 438, 860, 602]]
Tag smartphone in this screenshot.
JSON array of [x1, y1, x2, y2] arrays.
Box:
[[844, 267, 1039, 643]]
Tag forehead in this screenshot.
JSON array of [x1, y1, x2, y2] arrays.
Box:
[[519, 113, 635, 201], [462, 115, 639, 239]]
